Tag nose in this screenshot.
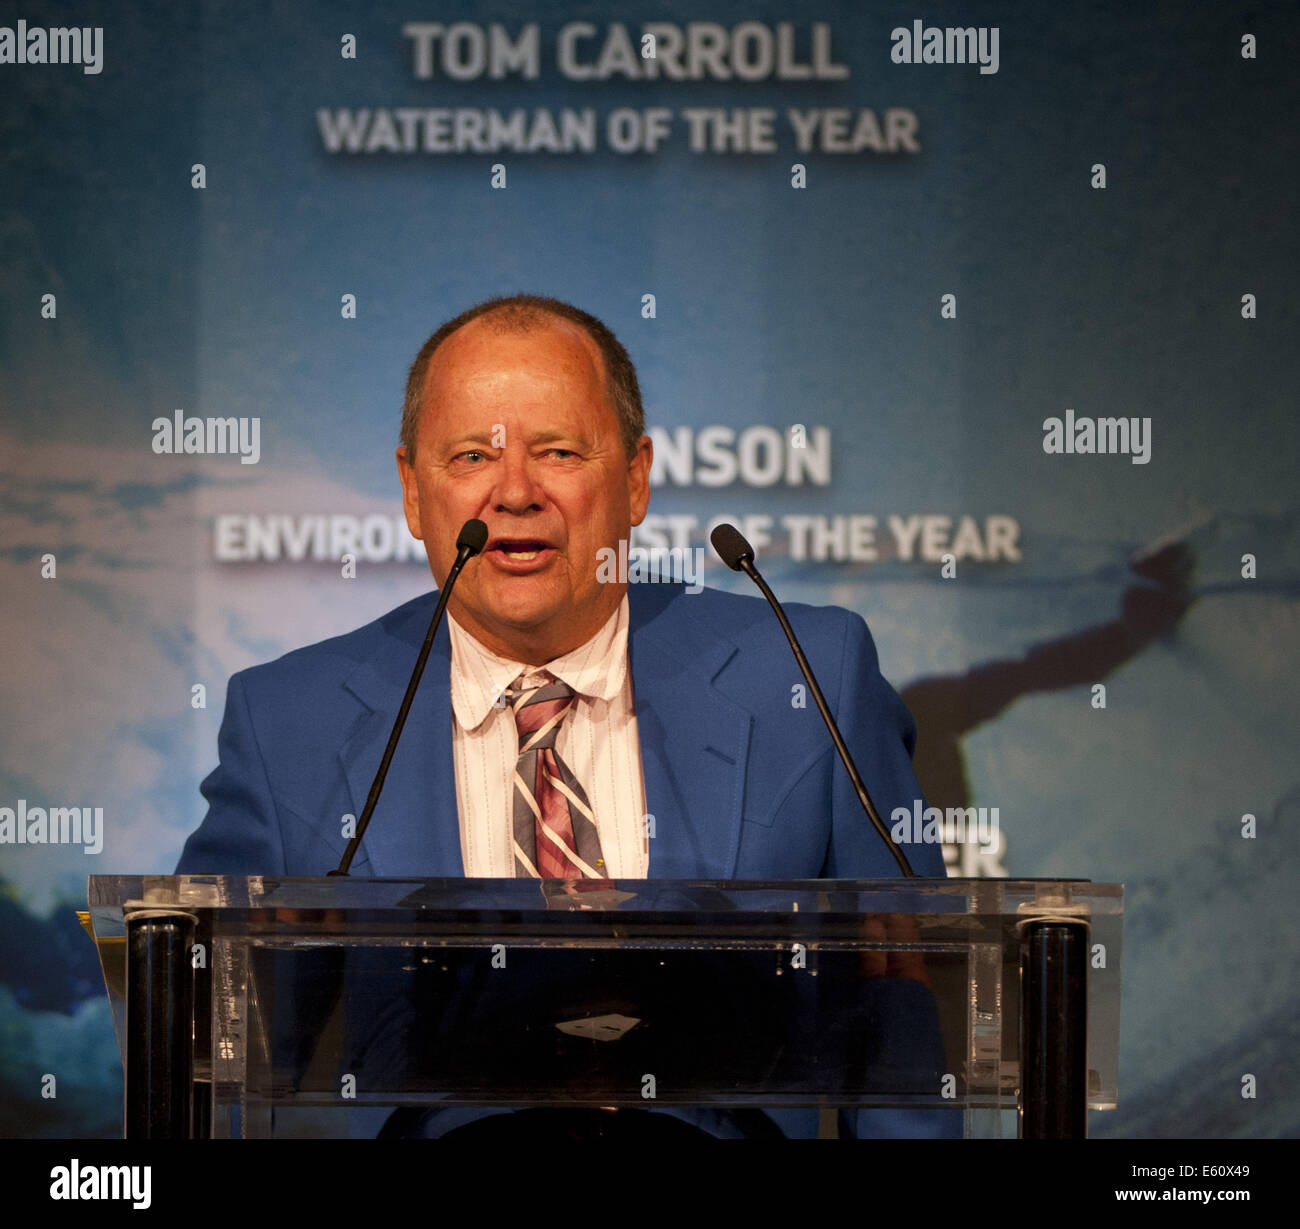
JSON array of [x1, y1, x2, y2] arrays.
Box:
[[490, 447, 545, 515]]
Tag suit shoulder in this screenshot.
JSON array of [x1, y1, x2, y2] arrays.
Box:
[[680, 584, 866, 648]]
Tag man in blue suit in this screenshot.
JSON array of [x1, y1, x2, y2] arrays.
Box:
[[176, 293, 951, 1138]]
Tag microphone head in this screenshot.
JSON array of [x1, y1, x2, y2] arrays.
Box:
[[457, 518, 489, 556], [710, 523, 754, 571]]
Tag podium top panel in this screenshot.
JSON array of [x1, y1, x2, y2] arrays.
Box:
[[87, 875, 1119, 927]]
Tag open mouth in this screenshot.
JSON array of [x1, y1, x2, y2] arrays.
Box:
[[486, 538, 557, 567]]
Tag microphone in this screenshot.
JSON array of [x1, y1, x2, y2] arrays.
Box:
[[709, 523, 917, 878], [330, 518, 489, 876]]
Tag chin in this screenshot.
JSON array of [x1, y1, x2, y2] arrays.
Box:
[[476, 590, 564, 632]]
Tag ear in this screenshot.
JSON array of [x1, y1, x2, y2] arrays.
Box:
[[396, 446, 425, 540], [627, 435, 653, 526]]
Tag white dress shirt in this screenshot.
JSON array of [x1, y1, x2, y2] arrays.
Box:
[[448, 595, 649, 877]]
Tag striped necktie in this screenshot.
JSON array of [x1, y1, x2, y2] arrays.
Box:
[[508, 672, 607, 879]]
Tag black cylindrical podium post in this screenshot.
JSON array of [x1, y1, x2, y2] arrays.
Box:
[[1020, 919, 1089, 1139], [125, 909, 196, 1139]]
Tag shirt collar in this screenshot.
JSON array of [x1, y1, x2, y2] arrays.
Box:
[[448, 595, 630, 732]]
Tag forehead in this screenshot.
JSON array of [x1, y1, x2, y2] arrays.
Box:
[[421, 315, 612, 427]]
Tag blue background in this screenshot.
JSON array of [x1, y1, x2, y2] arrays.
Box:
[[1, 0, 1296, 1137]]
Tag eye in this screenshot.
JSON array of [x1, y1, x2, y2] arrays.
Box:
[[546, 448, 577, 459], [454, 450, 486, 463]]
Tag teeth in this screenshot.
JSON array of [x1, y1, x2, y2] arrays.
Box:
[[504, 550, 540, 560]]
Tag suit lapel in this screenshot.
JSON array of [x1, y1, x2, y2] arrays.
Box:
[[628, 587, 752, 879], [338, 595, 464, 878]]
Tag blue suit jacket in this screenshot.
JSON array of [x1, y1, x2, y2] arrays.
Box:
[[179, 582, 944, 882], [177, 582, 953, 1138]]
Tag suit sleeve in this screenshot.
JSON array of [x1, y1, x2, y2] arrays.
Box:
[[822, 610, 947, 880], [175, 671, 288, 875]]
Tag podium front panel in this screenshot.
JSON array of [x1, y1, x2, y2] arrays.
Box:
[[87, 876, 1121, 1138]]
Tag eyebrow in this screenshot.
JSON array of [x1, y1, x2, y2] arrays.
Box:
[[527, 429, 590, 446]]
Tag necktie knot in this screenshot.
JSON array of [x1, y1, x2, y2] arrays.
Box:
[[507, 672, 576, 752]]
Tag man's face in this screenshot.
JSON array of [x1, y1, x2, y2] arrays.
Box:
[[397, 316, 652, 664]]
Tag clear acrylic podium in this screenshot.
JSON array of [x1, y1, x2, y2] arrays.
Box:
[[85, 876, 1121, 1140]]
